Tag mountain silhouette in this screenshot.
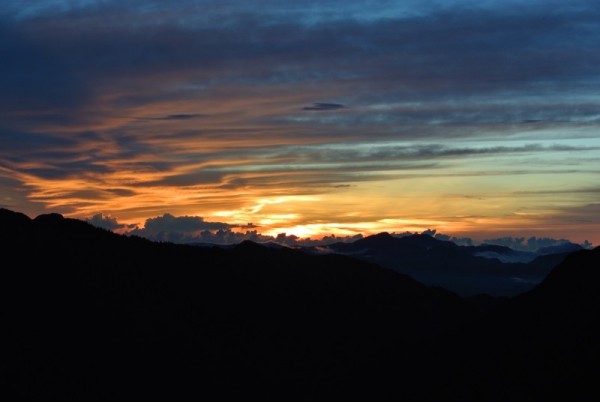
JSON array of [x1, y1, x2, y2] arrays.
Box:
[[315, 232, 570, 296], [428, 246, 600, 401], [0, 209, 476, 401], [321, 246, 600, 401], [1, 208, 597, 401]]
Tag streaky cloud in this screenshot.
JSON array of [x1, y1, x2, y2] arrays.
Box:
[[0, 0, 599, 244], [302, 103, 346, 111], [136, 113, 205, 121]]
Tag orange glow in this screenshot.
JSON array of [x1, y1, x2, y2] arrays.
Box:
[[1, 1, 599, 249], [5, 151, 597, 243], [3, 86, 599, 245]]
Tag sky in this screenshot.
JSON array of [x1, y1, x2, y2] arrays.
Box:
[[1, 0, 599, 244]]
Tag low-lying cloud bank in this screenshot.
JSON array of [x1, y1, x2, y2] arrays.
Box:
[[481, 236, 593, 252], [88, 212, 362, 246], [88, 213, 593, 250]]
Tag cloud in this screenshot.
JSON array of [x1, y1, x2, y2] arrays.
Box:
[[0, 0, 599, 244], [270, 143, 598, 168], [552, 203, 600, 223], [143, 213, 231, 232], [3, 2, 599, 111], [121, 211, 364, 245], [3, 2, 599, 137], [140, 114, 204, 121], [302, 103, 346, 111], [125, 213, 231, 242], [0, 24, 89, 114], [87, 213, 126, 231]]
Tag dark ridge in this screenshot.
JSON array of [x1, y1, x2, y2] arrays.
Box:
[[336, 247, 600, 401], [399, 233, 457, 248], [319, 231, 568, 296], [346, 231, 396, 248], [466, 243, 514, 253], [535, 246, 600, 296], [0, 208, 31, 224], [434, 247, 600, 401], [33, 212, 65, 221], [233, 239, 266, 252]]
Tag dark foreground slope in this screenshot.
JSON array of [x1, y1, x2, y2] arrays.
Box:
[[337, 246, 600, 401], [441, 246, 600, 401], [0, 209, 472, 401]]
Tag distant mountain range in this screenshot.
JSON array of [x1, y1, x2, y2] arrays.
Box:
[[194, 230, 580, 296], [300, 232, 578, 296], [1, 208, 598, 401]]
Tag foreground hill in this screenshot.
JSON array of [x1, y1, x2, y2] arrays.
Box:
[[334, 245, 600, 401], [452, 245, 600, 401], [0, 209, 472, 401]]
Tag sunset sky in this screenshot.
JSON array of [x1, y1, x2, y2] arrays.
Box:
[[1, 0, 599, 243]]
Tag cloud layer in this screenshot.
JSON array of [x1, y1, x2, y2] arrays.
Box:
[[1, 0, 599, 242]]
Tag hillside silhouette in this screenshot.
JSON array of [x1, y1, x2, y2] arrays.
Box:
[[330, 246, 600, 401], [1, 208, 598, 401], [0, 209, 475, 400], [427, 245, 600, 401]]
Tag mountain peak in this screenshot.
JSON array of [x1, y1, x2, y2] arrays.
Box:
[[536, 247, 600, 297], [354, 232, 398, 247], [234, 239, 265, 252], [33, 213, 66, 224], [369, 232, 395, 240], [0, 208, 31, 225], [399, 233, 450, 247]]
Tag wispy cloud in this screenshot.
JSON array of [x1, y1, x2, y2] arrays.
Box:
[[88, 213, 127, 231], [302, 103, 346, 111], [139, 114, 205, 121]]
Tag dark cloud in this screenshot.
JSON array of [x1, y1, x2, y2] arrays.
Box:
[[302, 103, 346, 111], [106, 188, 137, 197], [84, 211, 591, 248], [88, 213, 125, 231], [138, 114, 204, 121], [0, 129, 77, 155], [125, 214, 233, 243], [543, 204, 600, 233], [0, 24, 89, 114], [125, 213, 230, 241], [132, 227, 363, 246], [236, 222, 260, 229], [160, 114, 202, 120], [3, 1, 596, 119], [119, 211, 363, 245], [277, 143, 596, 165], [2, 1, 599, 135], [130, 226, 363, 246], [143, 213, 231, 232]]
